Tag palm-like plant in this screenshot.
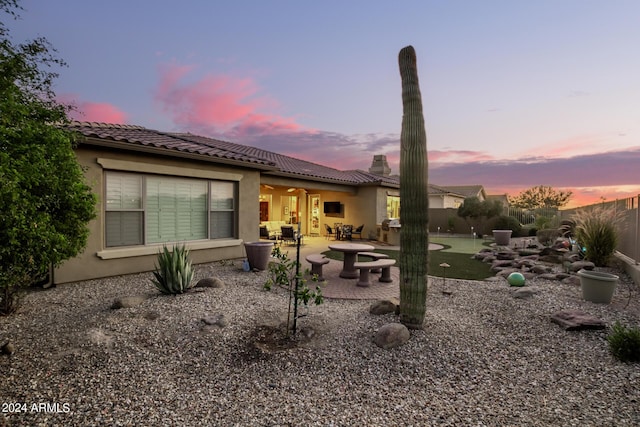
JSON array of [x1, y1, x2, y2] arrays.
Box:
[[572, 206, 624, 267], [151, 244, 194, 294]]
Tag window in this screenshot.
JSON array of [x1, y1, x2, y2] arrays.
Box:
[[105, 172, 237, 247], [105, 173, 143, 247], [387, 195, 400, 218], [210, 181, 235, 239]]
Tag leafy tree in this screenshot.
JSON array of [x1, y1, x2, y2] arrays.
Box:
[[1, 0, 96, 314], [457, 197, 503, 220], [398, 46, 429, 329], [457, 197, 503, 234], [509, 185, 572, 209]]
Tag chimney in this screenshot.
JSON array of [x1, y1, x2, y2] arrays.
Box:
[[368, 154, 391, 176]]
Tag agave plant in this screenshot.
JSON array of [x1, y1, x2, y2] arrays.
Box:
[[151, 244, 194, 294], [572, 206, 625, 267]]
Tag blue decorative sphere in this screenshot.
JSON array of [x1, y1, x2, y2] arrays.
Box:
[[507, 272, 526, 287]]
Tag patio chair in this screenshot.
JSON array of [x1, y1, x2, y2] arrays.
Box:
[[280, 226, 298, 245], [351, 224, 364, 240], [341, 224, 353, 240], [324, 224, 336, 240]]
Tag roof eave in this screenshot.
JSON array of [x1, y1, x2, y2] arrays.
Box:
[[79, 137, 279, 171]]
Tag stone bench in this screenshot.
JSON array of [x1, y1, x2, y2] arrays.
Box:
[[305, 254, 330, 280], [358, 252, 390, 273], [353, 259, 396, 287]]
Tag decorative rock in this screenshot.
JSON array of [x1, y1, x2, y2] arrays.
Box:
[[531, 265, 553, 274], [374, 323, 410, 349], [496, 251, 517, 260], [196, 277, 225, 288], [370, 299, 400, 315], [562, 275, 581, 286], [513, 288, 537, 299], [550, 310, 606, 331], [491, 260, 516, 271], [568, 261, 595, 272], [111, 295, 149, 309], [201, 314, 228, 327], [538, 254, 563, 264], [1, 340, 15, 355]]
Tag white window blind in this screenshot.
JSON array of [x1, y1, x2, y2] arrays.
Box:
[[210, 182, 235, 238], [105, 173, 143, 247], [104, 172, 237, 247], [146, 177, 207, 244]]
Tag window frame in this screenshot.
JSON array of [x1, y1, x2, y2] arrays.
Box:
[[104, 171, 239, 248]]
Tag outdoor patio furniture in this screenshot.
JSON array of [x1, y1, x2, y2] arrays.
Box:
[[305, 254, 330, 280], [353, 259, 396, 286], [351, 224, 364, 240], [358, 251, 389, 272], [341, 224, 353, 240], [324, 224, 336, 240], [328, 242, 375, 278]]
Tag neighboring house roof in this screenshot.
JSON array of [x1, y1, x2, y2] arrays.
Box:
[[487, 193, 510, 207], [441, 185, 486, 200]]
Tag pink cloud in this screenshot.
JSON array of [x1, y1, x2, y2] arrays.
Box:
[[59, 94, 128, 124], [154, 63, 302, 136], [72, 102, 128, 123], [428, 150, 494, 163]]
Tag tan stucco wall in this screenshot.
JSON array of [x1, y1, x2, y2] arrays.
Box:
[[54, 146, 261, 284]]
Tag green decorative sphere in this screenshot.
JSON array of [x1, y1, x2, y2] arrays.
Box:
[[507, 272, 526, 287]]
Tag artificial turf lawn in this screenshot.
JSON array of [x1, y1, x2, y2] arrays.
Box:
[[322, 242, 493, 281]]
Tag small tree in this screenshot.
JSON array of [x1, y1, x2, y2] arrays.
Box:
[[264, 246, 323, 337], [457, 197, 503, 234], [0, 1, 96, 314], [509, 185, 572, 209]]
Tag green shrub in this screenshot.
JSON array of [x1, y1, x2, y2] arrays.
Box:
[[572, 206, 624, 266], [493, 215, 522, 235], [151, 244, 194, 294], [608, 322, 640, 363]]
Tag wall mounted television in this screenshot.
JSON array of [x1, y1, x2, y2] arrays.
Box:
[[323, 201, 342, 214]]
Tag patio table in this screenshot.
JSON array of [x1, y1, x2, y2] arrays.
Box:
[[328, 243, 375, 278]]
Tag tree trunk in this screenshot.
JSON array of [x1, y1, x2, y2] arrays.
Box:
[[398, 45, 429, 329]]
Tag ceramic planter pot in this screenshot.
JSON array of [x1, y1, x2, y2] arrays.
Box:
[[492, 229, 512, 246], [244, 241, 274, 270], [577, 269, 619, 304]]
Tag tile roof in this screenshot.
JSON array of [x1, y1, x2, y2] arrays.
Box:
[[67, 122, 277, 169], [67, 122, 478, 194], [440, 185, 485, 199], [171, 133, 383, 185]]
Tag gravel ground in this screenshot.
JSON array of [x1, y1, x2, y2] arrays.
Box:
[[1, 261, 639, 427]]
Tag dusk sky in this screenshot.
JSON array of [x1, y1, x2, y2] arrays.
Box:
[[8, 0, 640, 208]]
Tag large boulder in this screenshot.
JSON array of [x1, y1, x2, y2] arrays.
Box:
[[373, 323, 410, 349], [370, 299, 400, 315], [551, 310, 606, 331]]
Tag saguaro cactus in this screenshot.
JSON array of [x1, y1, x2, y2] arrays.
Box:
[[398, 45, 429, 329]]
